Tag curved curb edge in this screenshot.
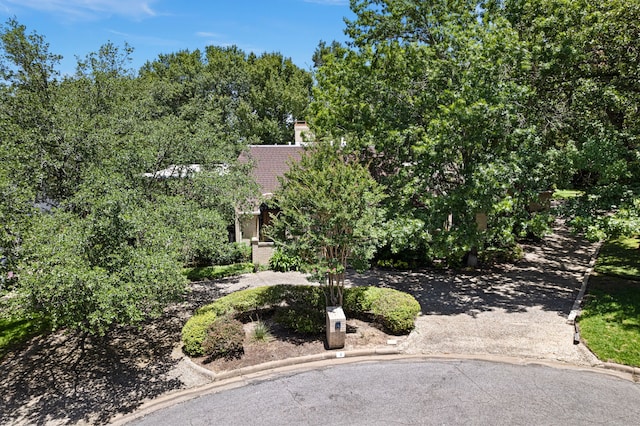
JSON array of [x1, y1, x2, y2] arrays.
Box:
[[110, 348, 640, 426], [567, 240, 603, 325], [110, 348, 400, 425]]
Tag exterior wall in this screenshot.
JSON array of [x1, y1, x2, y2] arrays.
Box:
[[294, 121, 313, 145], [236, 212, 276, 265], [251, 239, 275, 265], [237, 214, 259, 244]]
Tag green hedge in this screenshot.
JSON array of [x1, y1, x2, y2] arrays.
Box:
[[343, 286, 421, 335], [181, 284, 421, 357]]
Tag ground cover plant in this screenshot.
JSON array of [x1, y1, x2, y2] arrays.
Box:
[[552, 189, 584, 200], [579, 236, 640, 366], [181, 284, 420, 357]]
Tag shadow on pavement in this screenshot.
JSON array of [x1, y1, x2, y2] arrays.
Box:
[[347, 223, 598, 317], [0, 222, 598, 424], [0, 282, 224, 425]]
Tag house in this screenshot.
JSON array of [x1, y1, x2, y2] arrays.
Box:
[[236, 121, 310, 265]]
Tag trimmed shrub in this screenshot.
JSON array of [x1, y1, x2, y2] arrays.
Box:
[[181, 310, 218, 356], [343, 286, 421, 335], [274, 307, 325, 334], [183, 286, 287, 356], [181, 284, 421, 356], [202, 315, 245, 361]]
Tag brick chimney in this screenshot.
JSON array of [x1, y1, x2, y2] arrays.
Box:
[[294, 121, 313, 145]]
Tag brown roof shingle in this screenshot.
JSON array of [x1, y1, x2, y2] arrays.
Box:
[[241, 145, 305, 196]]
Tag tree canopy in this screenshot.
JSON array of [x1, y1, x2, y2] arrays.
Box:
[[267, 143, 386, 306], [504, 0, 640, 240], [312, 0, 543, 264], [309, 0, 640, 262], [2, 0, 639, 333], [0, 18, 312, 336]]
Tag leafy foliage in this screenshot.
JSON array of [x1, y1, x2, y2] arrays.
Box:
[[0, 18, 312, 338], [274, 307, 325, 335], [503, 0, 640, 238], [269, 248, 303, 272], [311, 0, 545, 265], [202, 315, 245, 361], [181, 284, 420, 356], [16, 201, 188, 336], [267, 143, 386, 305], [343, 286, 421, 335]]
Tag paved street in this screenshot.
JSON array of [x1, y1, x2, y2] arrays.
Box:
[[128, 359, 640, 425]]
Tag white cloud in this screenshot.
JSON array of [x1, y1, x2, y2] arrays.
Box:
[[303, 0, 348, 5], [4, 0, 158, 20], [195, 31, 223, 38]]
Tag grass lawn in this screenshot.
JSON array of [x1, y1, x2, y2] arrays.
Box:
[[552, 189, 584, 199], [579, 236, 640, 367], [594, 236, 640, 280], [0, 315, 48, 358]]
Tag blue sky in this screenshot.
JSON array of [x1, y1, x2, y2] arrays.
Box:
[[0, 0, 354, 76]]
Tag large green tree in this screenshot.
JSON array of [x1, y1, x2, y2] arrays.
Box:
[[504, 0, 640, 240], [312, 0, 542, 265], [140, 47, 312, 146], [267, 143, 386, 306], [0, 18, 62, 274], [17, 189, 187, 337], [1, 20, 311, 337]]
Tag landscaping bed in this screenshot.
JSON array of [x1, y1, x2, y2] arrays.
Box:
[[193, 317, 402, 373], [181, 284, 421, 369]]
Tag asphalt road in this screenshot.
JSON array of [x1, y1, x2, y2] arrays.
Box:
[[127, 359, 640, 425]]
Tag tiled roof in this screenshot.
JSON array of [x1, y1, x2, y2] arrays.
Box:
[[241, 145, 305, 196]]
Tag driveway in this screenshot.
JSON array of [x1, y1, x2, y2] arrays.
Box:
[[345, 222, 601, 366]]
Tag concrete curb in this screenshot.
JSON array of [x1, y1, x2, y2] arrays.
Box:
[[212, 346, 401, 381], [111, 350, 638, 425], [601, 362, 640, 376], [567, 241, 603, 325], [564, 241, 640, 379], [112, 235, 640, 425], [110, 348, 401, 425]]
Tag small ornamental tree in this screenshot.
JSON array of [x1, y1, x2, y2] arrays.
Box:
[[266, 143, 386, 306]]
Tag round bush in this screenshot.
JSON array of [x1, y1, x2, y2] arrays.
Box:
[[181, 310, 218, 357], [202, 315, 245, 361], [274, 307, 325, 334], [181, 284, 421, 356], [343, 286, 421, 334]]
